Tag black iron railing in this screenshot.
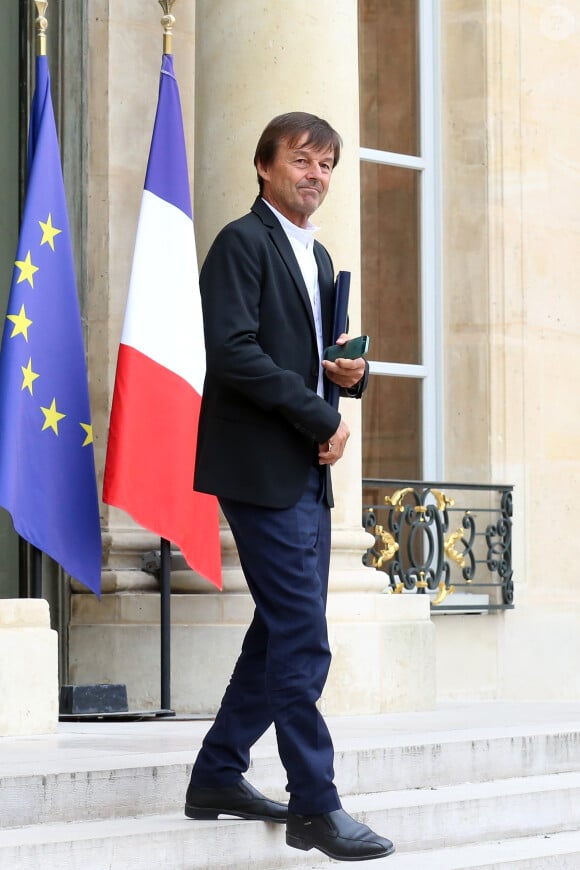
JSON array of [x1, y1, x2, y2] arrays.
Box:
[[362, 479, 514, 612]]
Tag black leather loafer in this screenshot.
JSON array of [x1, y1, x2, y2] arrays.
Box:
[[286, 808, 395, 861], [185, 778, 288, 823]]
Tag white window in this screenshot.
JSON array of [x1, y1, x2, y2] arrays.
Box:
[[359, 0, 442, 496]]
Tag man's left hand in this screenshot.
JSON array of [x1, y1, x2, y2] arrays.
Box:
[[322, 333, 366, 388]]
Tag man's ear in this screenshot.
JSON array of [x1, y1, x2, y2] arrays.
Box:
[[256, 160, 270, 183]]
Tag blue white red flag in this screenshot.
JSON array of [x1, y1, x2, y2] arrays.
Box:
[[0, 56, 102, 596], [103, 54, 222, 589]]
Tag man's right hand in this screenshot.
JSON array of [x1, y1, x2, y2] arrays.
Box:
[[318, 419, 350, 465]]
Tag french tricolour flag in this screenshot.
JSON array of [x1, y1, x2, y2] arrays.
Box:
[[103, 54, 221, 589]]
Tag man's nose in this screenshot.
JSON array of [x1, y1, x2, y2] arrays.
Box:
[[307, 162, 324, 179]]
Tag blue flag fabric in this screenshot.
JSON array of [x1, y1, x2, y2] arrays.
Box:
[[0, 56, 102, 596]]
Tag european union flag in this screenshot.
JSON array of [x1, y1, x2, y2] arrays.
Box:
[[0, 56, 102, 596]]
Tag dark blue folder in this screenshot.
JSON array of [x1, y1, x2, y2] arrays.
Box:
[[326, 270, 350, 409]]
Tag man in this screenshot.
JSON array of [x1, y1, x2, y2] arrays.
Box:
[[185, 112, 395, 862]]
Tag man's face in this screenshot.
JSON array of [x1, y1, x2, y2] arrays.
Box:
[[257, 134, 335, 227]]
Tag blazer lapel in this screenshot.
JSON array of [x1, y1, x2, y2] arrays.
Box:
[[314, 243, 335, 347], [251, 198, 317, 342]]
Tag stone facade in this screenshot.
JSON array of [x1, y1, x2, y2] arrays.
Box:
[[72, 0, 580, 712], [437, 0, 580, 700], [4, 1, 580, 732], [70, 0, 434, 717]]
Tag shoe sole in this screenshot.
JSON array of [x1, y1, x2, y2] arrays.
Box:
[[286, 832, 396, 861], [185, 803, 287, 824]]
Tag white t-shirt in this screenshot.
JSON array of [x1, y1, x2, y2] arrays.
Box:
[[262, 199, 325, 397]]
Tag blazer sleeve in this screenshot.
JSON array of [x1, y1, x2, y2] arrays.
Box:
[[340, 359, 370, 399], [200, 222, 341, 444]]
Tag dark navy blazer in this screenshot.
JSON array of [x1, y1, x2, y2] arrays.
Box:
[[195, 196, 369, 509]]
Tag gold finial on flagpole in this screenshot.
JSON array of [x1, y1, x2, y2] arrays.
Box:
[[159, 0, 177, 55], [34, 1, 48, 57]]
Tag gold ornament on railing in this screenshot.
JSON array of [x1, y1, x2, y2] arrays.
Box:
[[432, 581, 455, 606], [384, 487, 413, 511], [373, 525, 399, 568], [415, 570, 428, 590], [431, 489, 455, 511], [444, 527, 467, 571], [385, 488, 455, 512]]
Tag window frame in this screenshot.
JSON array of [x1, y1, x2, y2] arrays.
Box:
[[360, 0, 443, 478]]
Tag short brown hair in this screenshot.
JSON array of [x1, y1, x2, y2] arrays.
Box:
[[254, 112, 342, 193]]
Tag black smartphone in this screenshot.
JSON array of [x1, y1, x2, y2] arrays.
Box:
[[323, 335, 370, 362]]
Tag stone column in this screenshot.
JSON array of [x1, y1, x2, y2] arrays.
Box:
[[194, 0, 375, 590], [86, 0, 198, 596], [70, 1, 215, 695]]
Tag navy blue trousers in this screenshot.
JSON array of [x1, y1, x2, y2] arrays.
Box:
[[190, 466, 341, 815]]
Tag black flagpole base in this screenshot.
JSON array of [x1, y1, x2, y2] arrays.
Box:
[[58, 683, 176, 721], [160, 537, 173, 714], [58, 709, 176, 722]]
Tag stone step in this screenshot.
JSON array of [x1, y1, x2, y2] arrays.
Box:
[[351, 772, 580, 853], [2, 772, 580, 870], [310, 831, 580, 870], [2, 722, 580, 829]]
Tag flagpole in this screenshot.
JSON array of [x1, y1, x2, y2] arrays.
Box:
[[25, 1, 50, 599], [158, 0, 177, 716], [160, 537, 171, 711]]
